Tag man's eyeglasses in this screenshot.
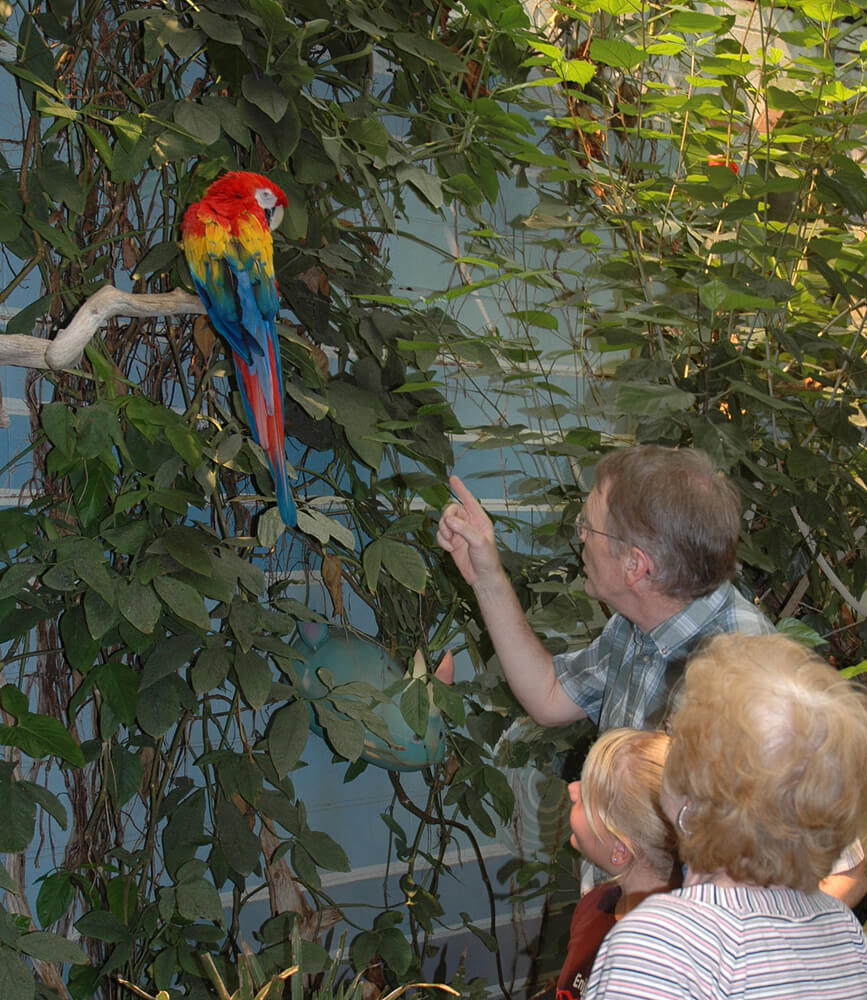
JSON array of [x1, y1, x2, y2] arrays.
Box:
[[575, 512, 626, 544]]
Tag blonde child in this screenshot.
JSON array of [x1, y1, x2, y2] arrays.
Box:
[[557, 728, 679, 1000]]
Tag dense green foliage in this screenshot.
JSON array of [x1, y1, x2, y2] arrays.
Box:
[[0, 0, 864, 998]]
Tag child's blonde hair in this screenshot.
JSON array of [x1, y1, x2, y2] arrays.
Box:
[[581, 727, 677, 881]]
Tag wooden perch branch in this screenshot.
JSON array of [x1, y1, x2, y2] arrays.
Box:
[[0, 285, 205, 371], [791, 506, 867, 619]]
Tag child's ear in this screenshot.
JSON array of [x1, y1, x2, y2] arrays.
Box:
[[610, 839, 632, 869]]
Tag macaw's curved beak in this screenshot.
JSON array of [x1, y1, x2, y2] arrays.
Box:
[[265, 204, 284, 231]]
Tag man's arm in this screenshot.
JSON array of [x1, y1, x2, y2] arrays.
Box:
[[437, 475, 586, 727], [820, 860, 867, 908]]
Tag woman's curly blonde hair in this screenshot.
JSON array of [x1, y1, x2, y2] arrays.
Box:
[[665, 633, 867, 890]]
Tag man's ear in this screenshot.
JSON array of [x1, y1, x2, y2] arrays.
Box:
[[624, 546, 654, 586], [610, 839, 633, 869]]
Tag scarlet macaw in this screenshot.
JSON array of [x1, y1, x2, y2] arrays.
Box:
[[181, 171, 297, 527]]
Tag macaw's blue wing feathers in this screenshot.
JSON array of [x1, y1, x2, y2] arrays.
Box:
[[182, 171, 297, 528]]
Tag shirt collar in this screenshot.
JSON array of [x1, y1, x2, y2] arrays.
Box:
[[634, 582, 732, 657]]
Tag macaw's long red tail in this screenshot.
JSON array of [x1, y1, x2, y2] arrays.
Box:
[[232, 339, 297, 528]]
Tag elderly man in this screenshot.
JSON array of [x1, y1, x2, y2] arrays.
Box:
[[437, 445, 865, 905]]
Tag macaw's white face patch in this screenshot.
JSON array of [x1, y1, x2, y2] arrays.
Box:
[[255, 188, 284, 231]]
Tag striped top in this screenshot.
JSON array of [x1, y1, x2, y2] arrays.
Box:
[[585, 883, 867, 999]]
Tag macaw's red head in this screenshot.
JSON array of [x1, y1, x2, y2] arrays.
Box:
[[707, 155, 739, 175], [197, 170, 288, 231]]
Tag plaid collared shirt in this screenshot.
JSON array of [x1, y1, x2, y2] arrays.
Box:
[[552, 581, 775, 732], [554, 582, 865, 888]]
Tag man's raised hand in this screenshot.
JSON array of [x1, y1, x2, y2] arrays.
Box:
[[437, 475, 503, 587]]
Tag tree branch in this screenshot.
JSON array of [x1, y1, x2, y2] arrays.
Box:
[[791, 506, 867, 619], [0, 285, 205, 371]]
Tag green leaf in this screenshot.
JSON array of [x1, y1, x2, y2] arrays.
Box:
[[267, 701, 309, 777], [698, 279, 775, 312], [41, 160, 87, 214], [84, 588, 117, 639], [298, 830, 350, 872], [153, 575, 211, 630], [667, 10, 725, 32], [174, 101, 220, 144], [0, 713, 85, 767], [395, 164, 443, 210], [399, 679, 428, 739], [75, 557, 116, 606], [215, 798, 260, 877], [390, 33, 465, 73], [0, 776, 37, 852], [111, 111, 142, 149], [295, 507, 355, 550], [589, 38, 645, 70], [27, 783, 67, 830], [37, 872, 75, 928], [131, 240, 179, 280], [562, 59, 596, 85], [432, 676, 464, 725], [235, 650, 273, 710], [327, 382, 385, 470], [104, 745, 143, 810], [93, 661, 139, 725], [163, 526, 214, 575], [162, 788, 206, 878], [102, 521, 151, 556], [463, 788, 495, 837], [0, 949, 35, 1000], [482, 765, 516, 822], [175, 878, 224, 922], [256, 791, 301, 835], [0, 563, 37, 601], [0, 861, 16, 893], [75, 909, 130, 943], [314, 704, 364, 762], [351, 930, 380, 972], [377, 926, 412, 976], [140, 634, 200, 689], [775, 618, 825, 649], [118, 579, 161, 634], [19, 930, 89, 964], [362, 538, 383, 592], [136, 676, 188, 739], [165, 423, 202, 466], [194, 8, 242, 44], [615, 383, 694, 416], [257, 506, 286, 549], [460, 913, 498, 952], [0, 686, 27, 718], [380, 539, 426, 593], [242, 75, 289, 123], [82, 124, 113, 170], [190, 646, 231, 695]]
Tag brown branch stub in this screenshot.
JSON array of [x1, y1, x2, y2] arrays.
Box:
[[0, 285, 206, 372]]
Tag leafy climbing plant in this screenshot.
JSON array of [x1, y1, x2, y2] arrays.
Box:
[[0, 0, 866, 998], [434, 0, 867, 668], [0, 0, 537, 997]]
